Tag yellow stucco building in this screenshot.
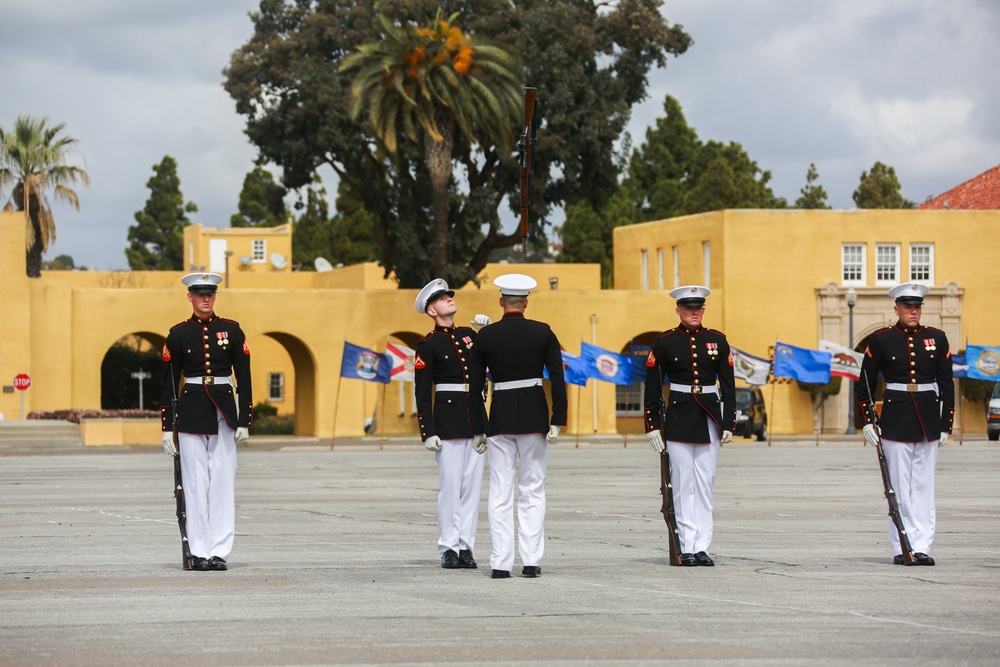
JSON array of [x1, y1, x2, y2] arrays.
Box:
[[2, 207, 997, 441]]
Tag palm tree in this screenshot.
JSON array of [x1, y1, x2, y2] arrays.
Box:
[[340, 8, 522, 281], [0, 115, 90, 277]]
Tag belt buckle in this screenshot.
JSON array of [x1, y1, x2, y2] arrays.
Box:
[[906, 384, 917, 393], [691, 386, 702, 395], [204, 376, 215, 386]]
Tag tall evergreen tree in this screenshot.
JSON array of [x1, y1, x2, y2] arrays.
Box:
[[125, 156, 197, 270], [795, 163, 831, 209], [230, 166, 288, 227], [852, 161, 915, 209], [557, 192, 635, 288]]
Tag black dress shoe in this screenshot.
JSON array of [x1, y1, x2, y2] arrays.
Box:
[[673, 553, 696, 567], [913, 552, 935, 566], [458, 550, 478, 569], [491, 569, 510, 579], [209, 556, 228, 571], [191, 557, 211, 571], [892, 554, 904, 565], [522, 565, 541, 578], [441, 549, 460, 569], [694, 551, 715, 566]]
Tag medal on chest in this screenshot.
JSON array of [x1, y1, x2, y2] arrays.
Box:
[[706, 342, 719, 357]]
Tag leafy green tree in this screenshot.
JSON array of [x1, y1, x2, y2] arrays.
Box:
[[224, 0, 691, 287], [41, 254, 75, 270], [291, 182, 379, 270], [557, 191, 636, 288], [795, 163, 831, 209], [0, 115, 90, 278], [126, 156, 197, 270], [796, 376, 842, 434], [852, 161, 915, 209], [231, 166, 288, 227]]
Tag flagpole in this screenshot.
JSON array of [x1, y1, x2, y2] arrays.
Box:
[[575, 385, 581, 449], [379, 381, 387, 450], [767, 337, 776, 447], [331, 372, 343, 450], [960, 336, 968, 446]]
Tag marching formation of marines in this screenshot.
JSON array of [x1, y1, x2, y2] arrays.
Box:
[[159, 274, 960, 573]]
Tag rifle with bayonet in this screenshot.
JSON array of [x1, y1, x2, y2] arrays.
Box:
[[170, 362, 193, 570], [861, 368, 916, 566], [517, 86, 537, 262], [657, 367, 682, 566]]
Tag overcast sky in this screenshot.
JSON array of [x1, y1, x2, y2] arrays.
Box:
[[2, 0, 998, 270]]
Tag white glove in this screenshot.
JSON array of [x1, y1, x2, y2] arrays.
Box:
[[473, 434, 487, 454], [162, 432, 177, 457], [862, 423, 880, 447], [938, 432, 949, 448], [546, 425, 560, 444], [646, 430, 665, 454], [235, 427, 249, 444], [424, 435, 442, 452], [721, 430, 732, 445], [471, 313, 492, 331]]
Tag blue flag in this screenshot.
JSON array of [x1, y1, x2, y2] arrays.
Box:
[[340, 341, 392, 384], [580, 342, 633, 385], [951, 353, 967, 379], [965, 345, 1000, 381], [773, 342, 832, 384], [629, 344, 651, 384], [545, 350, 589, 386]]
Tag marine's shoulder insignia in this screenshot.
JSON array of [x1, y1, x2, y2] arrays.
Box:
[[414, 354, 426, 370]]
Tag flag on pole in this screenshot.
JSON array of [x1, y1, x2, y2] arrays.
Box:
[[544, 350, 590, 386], [965, 345, 1000, 381], [773, 342, 832, 384], [952, 352, 967, 379], [340, 342, 392, 384], [818, 339, 863, 381], [629, 344, 651, 384], [386, 342, 416, 382], [580, 342, 634, 385], [731, 347, 771, 385]]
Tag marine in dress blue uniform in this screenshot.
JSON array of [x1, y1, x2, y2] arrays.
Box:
[[413, 279, 487, 569], [858, 283, 953, 566], [471, 274, 566, 579], [643, 286, 735, 566], [160, 273, 252, 571]]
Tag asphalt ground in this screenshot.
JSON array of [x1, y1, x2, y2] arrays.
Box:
[[2, 436, 999, 666]]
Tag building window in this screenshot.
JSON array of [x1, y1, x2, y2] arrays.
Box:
[[703, 241, 711, 288], [657, 248, 664, 290], [672, 246, 680, 288], [268, 373, 284, 402], [252, 239, 267, 263], [615, 382, 644, 417], [640, 250, 649, 290], [842, 243, 866, 285], [910, 243, 934, 283], [875, 243, 899, 285]]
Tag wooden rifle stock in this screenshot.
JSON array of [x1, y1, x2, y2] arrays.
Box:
[[170, 366, 193, 570], [658, 391, 682, 566], [518, 86, 537, 260], [862, 370, 916, 565]]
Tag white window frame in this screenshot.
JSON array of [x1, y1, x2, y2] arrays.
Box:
[[615, 381, 644, 417], [909, 243, 934, 283], [657, 248, 664, 290], [841, 243, 866, 286], [703, 241, 711, 288], [672, 246, 680, 288], [875, 243, 900, 286], [252, 239, 267, 263], [640, 249, 649, 290], [268, 372, 284, 402]]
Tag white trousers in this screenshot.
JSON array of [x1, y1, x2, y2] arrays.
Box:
[[881, 438, 938, 555], [487, 433, 547, 571], [666, 418, 721, 554], [435, 438, 485, 555], [178, 409, 237, 560]]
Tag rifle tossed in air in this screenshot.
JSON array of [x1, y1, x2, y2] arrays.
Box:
[[517, 86, 537, 262]]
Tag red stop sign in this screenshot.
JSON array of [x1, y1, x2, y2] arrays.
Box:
[[13, 373, 31, 391]]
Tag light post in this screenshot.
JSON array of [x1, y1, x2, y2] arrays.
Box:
[[130, 368, 151, 409], [845, 286, 857, 434]]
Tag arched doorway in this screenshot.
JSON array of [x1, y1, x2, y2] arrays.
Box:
[[260, 332, 317, 436], [100, 332, 167, 410], [617, 332, 659, 434]]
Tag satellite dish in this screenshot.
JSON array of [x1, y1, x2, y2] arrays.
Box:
[[314, 257, 333, 272], [270, 253, 287, 270], [239, 255, 252, 266]]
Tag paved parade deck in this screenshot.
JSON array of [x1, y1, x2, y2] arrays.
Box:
[[2, 437, 999, 666]]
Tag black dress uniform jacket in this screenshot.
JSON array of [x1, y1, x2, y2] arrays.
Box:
[[471, 312, 567, 436], [643, 326, 736, 443], [857, 323, 954, 443], [414, 325, 485, 441], [160, 314, 253, 435]]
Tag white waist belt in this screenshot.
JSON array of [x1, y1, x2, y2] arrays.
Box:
[[435, 383, 469, 392], [185, 376, 232, 386], [885, 382, 938, 395], [493, 378, 543, 391], [669, 384, 718, 395]]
